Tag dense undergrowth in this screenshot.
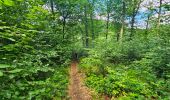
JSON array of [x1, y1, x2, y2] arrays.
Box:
[[0, 24, 70, 99], [0, 1, 71, 99], [1, 0, 170, 99], [79, 29, 170, 99]]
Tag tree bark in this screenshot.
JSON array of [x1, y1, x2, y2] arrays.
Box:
[[106, 13, 109, 40], [106, 0, 110, 40], [62, 18, 66, 39], [84, 6, 89, 48], [145, 15, 150, 35], [130, 0, 142, 39], [119, 1, 125, 43], [90, 0, 95, 47], [90, 12, 94, 47], [50, 0, 54, 15], [130, 11, 135, 38], [157, 0, 162, 33]]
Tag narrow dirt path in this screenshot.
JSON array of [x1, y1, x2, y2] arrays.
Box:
[[68, 61, 92, 100]]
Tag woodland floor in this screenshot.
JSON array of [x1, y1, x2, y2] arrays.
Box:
[[68, 61, 92, 100]]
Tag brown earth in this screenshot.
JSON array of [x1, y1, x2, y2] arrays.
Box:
[[68, 61, 92, 100]]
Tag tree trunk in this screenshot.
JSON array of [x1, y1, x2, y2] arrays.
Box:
[[90, 12, 94, 47], [145, 15, 150, 36], [84, 6, 89, 48], [63, 18, 66, 39], [130, 0, 142, 39], [130, 10, 135, 39], [119, 1, 125, 43], [90, 0, 95, 47], [119, 24, 124, 42], [106, 0, 111, 40], [106, 13, 109, 40], [157, 0, 162, 33], [50, 0, 54, 15]]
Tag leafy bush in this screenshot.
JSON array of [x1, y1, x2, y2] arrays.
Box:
[[80, 35, 170, 99], [83, 64, 158, 99], [0, 16, 70, 99], [79, 57, 103, 75], [0, 53, 69, 99]]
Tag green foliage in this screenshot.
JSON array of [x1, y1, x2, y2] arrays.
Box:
[[80, 57, 103, 75], [1, 0, 170, 99], [80, 28, 170, 99], [0, 0, 71, 99], [1, 0, 14, 6], [0, 28, 70, 99], [81, 58, 158, 99], [0, 52, 69, 99]]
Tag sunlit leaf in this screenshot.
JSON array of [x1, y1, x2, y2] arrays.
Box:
[[8, 69, 23, 73], [17, 0, 24, 1], [0, 64, 12, 68], [0, 71, 3, 77], [3, 0, 14, 6]]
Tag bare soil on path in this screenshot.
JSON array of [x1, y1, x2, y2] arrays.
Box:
[[68, 61, 92, 100]]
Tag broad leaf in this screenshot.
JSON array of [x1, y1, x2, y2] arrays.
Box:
[[0, 64, 11, 69], [3, 0, 14, 6], [0, 71, 3, 77], [8, 69, 23, 73]]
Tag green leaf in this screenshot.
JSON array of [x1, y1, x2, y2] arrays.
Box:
[[0, 26, 10, 30], [8, 69, 23, 73], [0, 64, 12, 68], [0, 2, 2, 9], [8, 38, 16, 42], [3, 0, 14, 6], [9, 74, 15, 79], [17, 0, 23, 1], [0, 71, 3, 77], [0, 0, 2, 4]]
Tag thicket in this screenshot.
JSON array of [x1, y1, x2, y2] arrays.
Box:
[[0, 0, 170, 99], [0, 1, 71, 99], [80, 27, 170, 99]]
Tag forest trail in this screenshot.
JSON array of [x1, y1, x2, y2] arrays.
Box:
[[68, 61, 92, 100]]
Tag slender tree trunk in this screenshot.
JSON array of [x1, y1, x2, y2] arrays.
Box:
[[145, 15, 150, 35], [90, 0, 95, 47], [157, 0, 162, 33], [63, 18, 66, 39], [106, 0, 110, 40], [116, 30, 119, 42], [84, 6, 89, 48], [106, 13, 109, 40], [119, 1, 125, 43], [50, 0, 54, 15], [119, 24, 124, 42], [90, 12, 94, 47], [130, 0, 142, 39], [130, 10, 135, 39]]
